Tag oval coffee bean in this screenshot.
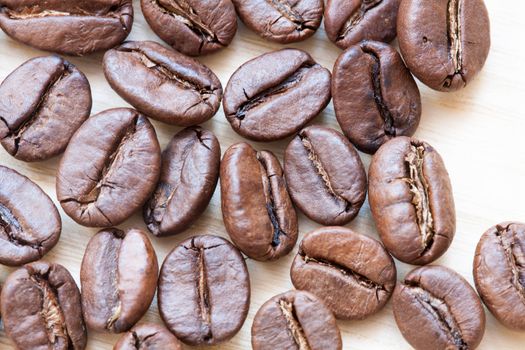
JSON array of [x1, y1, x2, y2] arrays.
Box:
[[141, 0, 237, 56], [114, 323, 183, 350], [0, 0, 133, 56], [473, 222, 525, 331], [57, 108, 161, 227], [324, 0, 401, 49], [397, 0, 490, 91], [158, 235, 250, 345], [232, 0, 323, 43], [284, 125, 367, 226], [368, 136, 455, 265], [0, 165, 61, 266], [223, 49, 331, 141], [221, 142, 298, 261], [104, 41, 223, 126], [144, 126, 220, 236], [0, 261, 87, 350], [81, 228, 158, 333], [332, 41, 421, 154], [290, 226, 397, 320], [0, 56, 91, 161], [252, 290, 342, 350], [393, 265, 485, 350]]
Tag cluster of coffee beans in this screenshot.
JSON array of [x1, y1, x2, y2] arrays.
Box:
[[0, 0, 516, 350]]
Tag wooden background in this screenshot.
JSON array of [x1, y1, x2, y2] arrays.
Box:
[[1, 0, 524, 349]]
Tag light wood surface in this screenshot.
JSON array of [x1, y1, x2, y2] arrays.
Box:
[[1, 1, 525, 349]]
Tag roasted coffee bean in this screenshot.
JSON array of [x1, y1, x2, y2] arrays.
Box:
[[397, 0, 491, 91], [144, 126, 220, 236], [57, 108, 161, 227], [0, 56, 91, 162], [221, 142, 298, 261], [252, 290, 342, 350], [0, 165, 61, 266], [81, 228, 158, 333], [332, 41, 421, 154], [158, 235, 250, 345], [104, 41, 223, 126], [223, 49, 331, 141], [473, 222, 525, 331], [284, 125, 367, 226], [368, 137, 455, 265], [0, 261, 87, 350], [232, 0, 323, 43], [290, 226, 397, 320], [393, 265, 485, 350], [114, 323, 183, 350], [0, 0, 133, 56], [141, 0, 237, 56], [325, 0, 401, 49]]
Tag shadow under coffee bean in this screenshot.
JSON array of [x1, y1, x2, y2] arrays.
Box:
[[158, 235, 250, 346], [0, 261, 87, 349]]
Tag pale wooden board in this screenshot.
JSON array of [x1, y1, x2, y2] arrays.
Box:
[[1, 0, 525, 349]]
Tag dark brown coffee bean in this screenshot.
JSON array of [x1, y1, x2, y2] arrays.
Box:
[[221, 142, 298, 261], [0, 165, 61, 266], [393, 265, 485, 350], [57, 108, 161, 227], [397, 0, 491, 91], [0, 56, 91, 162], [0, 261, 87, 350], [252, 290, 342, 350], [103, 41, 223, 126], [284, 125, 367, 226], [144, 126, 220, 236], [324, 0, 401, 49], [368, 136, 455, 265], [114, 323, 183, 350], [158, 235, 250, 345], [232, 0, 323, 43], [473, 222, 525, 331], [332, 41, 421, 154], [0, 0, 133, 56], [81, 228, 158, 333], [141, 0, 237, 56], [290, 226, 397, 320], [223, 49, 331, 141]]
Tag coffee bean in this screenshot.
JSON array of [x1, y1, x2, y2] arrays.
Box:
[[473, 222, 525, 331], [0, 261, 87, 349], [144, 126, 220, 236], [221, 142, 298, 261], [223, 49, 331, 141], [290, 226, 397, 320], [81, 228, 158, 333], [368, 136, 455, 265], [284, 125, 367, 226], [114, 323, 183, 350], [252, 290, 342, 350], [332, 41, 421, 154], [141, 0, 237, 56], [103, 41, 223, 126], [0, 0, 133, 56], [232, 0, 323, 43], [0, 165, 61, 266], [0, 56, 91, 162], [57, 108, 161, 227], [158, 235, 250, 345], [393, 265, 485, 350], [324, 0, 401, 49], [397, 0, 491, 91]]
